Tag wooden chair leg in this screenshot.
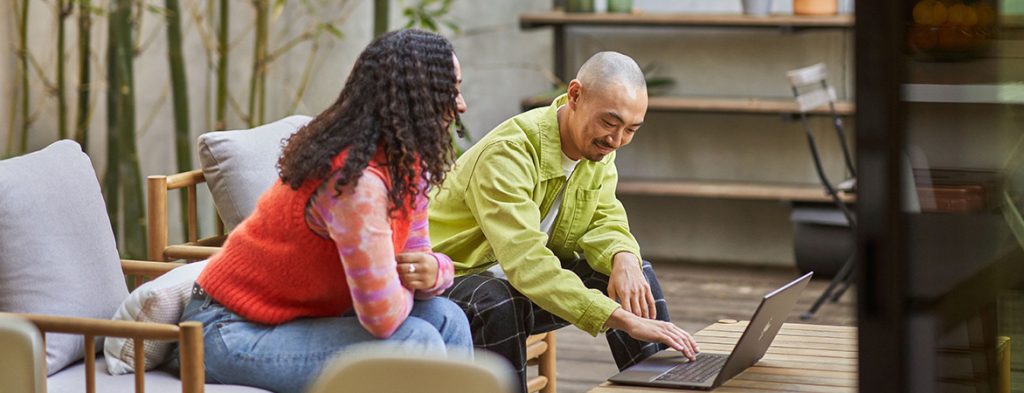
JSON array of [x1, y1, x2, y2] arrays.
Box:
[[539, 332, 556, 393]]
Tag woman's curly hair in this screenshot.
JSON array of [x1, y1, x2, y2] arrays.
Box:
[[277, 29, 463, 217]]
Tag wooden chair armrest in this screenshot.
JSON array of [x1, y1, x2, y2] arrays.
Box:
[[120, 260, 185, 279], [1, 312, 205, 393], [163, 245, 221, 261], [163, 169, 206, 190], [2, 312, 182, 340]]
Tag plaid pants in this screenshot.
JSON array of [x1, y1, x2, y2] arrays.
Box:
[[441, 259, 669, 393]]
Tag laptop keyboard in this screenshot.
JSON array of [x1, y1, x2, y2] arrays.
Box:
[[652, 353, 728, 383]]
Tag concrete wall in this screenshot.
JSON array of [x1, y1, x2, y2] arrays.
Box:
[[0, 0, 856, 266]]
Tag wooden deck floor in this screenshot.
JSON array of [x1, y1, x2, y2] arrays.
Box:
[[531, 261, 856, 393]]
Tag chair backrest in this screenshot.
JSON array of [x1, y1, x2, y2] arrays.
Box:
[[786, 62, 838, 113], [306, 349, 515, 393], [0, 315, 46, 393]]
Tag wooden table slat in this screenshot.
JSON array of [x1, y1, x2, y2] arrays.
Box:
[[702, 325, 858, 339], [698, 343, 858, 359], [695, 336, 857, 352], [695, 330, 857, 345]]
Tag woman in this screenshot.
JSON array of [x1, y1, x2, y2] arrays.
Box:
[[181, 29, 472, 393]]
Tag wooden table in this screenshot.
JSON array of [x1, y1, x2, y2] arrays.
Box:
[[588, 320, 858, 393]]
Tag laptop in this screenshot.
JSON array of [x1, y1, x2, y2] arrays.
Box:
[[607, 272, 813, 390]]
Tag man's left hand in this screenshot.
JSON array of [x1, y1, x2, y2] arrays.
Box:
[[607, 252, 656, 319]]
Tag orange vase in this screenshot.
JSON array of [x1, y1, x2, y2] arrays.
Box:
[[793, 0, 838, 15]]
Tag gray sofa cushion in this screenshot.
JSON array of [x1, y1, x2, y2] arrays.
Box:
[[197, 115, 313, 230], [0, 140, 129, 375], [49, 356, 271, 393]]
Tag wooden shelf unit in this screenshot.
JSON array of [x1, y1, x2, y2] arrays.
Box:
[[521, 96, 855, 115], [518, 9, 856, 207], [520, 12, 854, 30], [616, 179, 855, 203]]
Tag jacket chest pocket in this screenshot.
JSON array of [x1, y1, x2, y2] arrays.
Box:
[[561, 187, 601, 248]]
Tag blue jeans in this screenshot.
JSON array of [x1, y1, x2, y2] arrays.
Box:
[[180, 295, 473, 393]]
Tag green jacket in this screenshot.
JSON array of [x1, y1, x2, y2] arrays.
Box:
[[428, 95, 642, 335]]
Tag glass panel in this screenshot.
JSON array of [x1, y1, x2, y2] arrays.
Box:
[[901, 0, 1024, 390]]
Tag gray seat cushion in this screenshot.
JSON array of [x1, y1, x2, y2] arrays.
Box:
[[48, 356, 270, 393], [0, 140, 128, 375], [197, 115, 313, 230]]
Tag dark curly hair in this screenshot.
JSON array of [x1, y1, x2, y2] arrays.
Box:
[[277, 29, 463, 217]]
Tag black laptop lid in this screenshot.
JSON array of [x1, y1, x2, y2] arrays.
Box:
[[711, 272, 813, 387]]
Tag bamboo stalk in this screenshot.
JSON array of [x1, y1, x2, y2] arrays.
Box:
[[165, 0, 192, 242], [74, 0, 91, 150], [105, 0, 122, 239], [287, 37, 319, 114], [373, 0, 388, 37], [247, 0, 268, 127], [56, 0, 68, 140], [216, 0, 229, 130], [109, 0, 147, 259], [7, 0, 19, 156], [17, 0, 30, 153]]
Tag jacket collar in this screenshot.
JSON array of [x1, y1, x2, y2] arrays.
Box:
[[538, 94, 571, 181]]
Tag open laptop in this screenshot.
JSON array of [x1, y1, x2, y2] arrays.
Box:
[[608, 272, 813, 390]]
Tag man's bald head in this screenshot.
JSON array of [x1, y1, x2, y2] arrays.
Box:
[[576, 51, 646, 97], [558, 52, 647, 162]]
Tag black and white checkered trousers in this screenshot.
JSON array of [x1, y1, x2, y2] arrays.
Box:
[[441, 259, 669, 393]]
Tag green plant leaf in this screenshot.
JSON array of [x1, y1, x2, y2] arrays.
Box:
[[272, 0, 286, 21], [322, 23, 344, 39]]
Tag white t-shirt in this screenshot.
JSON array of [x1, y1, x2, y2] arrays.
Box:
[[539, 152, 580, 235]]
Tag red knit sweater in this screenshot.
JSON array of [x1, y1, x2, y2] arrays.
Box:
[[196, 151, 411, 325]]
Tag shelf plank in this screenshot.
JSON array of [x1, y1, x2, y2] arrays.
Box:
[[616, 179, 855, 202], [902, 83, 1024, 105], [522, 96, 855, 116], [520, 11, 854, 29]]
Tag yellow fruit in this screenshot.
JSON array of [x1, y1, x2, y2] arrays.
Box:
[[947, 3, 967, 26], [932, 2, 948, 26], [914, 0, 949, 26], [914, 0, 933, 24], [962, 6, 978, 27], [975, 4, 996, 27]]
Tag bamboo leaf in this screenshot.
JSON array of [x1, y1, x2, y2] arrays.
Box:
[[272, 0, 286, 21], [322, 23, 344, 39]]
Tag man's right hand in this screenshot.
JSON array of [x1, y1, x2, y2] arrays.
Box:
[[604, 308, 700, 361]]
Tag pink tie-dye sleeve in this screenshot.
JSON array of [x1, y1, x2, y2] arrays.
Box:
[[402, 188, 455, 299], [311, 171, 413, 339]]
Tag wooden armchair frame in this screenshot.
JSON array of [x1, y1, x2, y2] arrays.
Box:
[[147, 169, 559, 392], [2, 260, 205, 393]]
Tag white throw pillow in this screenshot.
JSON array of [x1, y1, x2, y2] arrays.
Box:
[[104, 260, 209, 375]]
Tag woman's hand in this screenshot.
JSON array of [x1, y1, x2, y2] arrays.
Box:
[[396, 252, 438, 290]]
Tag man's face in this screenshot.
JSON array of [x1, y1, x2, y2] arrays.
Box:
[[564, 81, 647, 162]]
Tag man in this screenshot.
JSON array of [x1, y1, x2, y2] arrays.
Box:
[[429, 51, 699, 392]]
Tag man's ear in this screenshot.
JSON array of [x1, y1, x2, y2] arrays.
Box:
[[566, 79, 583, 110]]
